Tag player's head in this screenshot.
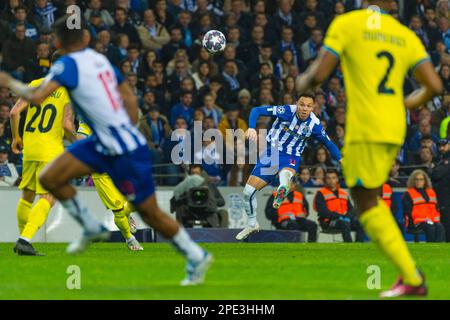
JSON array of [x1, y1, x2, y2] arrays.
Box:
[[52, 15, 87, 51], [325, 169, 339, 190], [296, 92, 315, 120]]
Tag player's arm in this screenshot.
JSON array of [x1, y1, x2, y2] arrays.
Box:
[[0, 72, 60, 105], [9, 98, 29, 154], [119, 81, 139, 125], [296, 49, 339, 93], [63, 103, 77, 143], [246, 105, 282, 141], [312, 124, 342, 161], [404, 60, 443, 109]]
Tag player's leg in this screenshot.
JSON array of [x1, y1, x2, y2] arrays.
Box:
[[135, 194, 211, 285], [16, 161, 37, 234], [235, 175, 268, 240], [16, 189, 35, 234], [92, 174, 142, 250], [20, 162, 56, 244], [344, 143, 425, 297], [39, 149, 109, 253], [273, 167, 296, 209]]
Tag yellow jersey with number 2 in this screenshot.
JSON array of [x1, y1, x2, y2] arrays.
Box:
[[323, 8, 430, 145], [22, 78, 70, 162]]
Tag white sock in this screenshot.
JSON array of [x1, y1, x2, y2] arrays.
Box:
[[279, 169, 294, 190], [171, 227, 204, 263], [243, 184, 258, 227], [19, 236, 30, 243], [126, 235, 136, 243], [60, 194, 102, 233]]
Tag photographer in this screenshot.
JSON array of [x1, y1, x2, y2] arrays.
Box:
[[170, 164, 228, 228], [431, 139, 450, 241]]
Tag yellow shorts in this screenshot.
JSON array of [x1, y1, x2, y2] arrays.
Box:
[[92, 173, 127, 211], [342, 143, 400, 189], [19, 161, 49, 194]]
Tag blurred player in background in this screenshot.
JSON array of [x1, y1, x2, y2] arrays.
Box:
[[236, 93, 342, 240], [0, 16, 212, 286], [10, 53, 76, 255], [296, 1, 443, 297], [77, 120, 143, 251]]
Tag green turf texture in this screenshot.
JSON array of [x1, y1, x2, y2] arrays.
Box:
[[0, 242, 448, 300]]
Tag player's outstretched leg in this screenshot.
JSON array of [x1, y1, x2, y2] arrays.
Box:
[[351, 187, 427, 298], [14, 193, 55, 256], [273, 169, 294, 209], [136, 195, 212, 286], [39, 152, 110, 254], [236, 175, 267, 241], [112, 203, 143, 251]]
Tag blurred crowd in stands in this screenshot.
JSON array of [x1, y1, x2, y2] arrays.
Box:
[[0, 0, 449, 189]]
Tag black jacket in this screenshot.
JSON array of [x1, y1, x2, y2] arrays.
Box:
[[431, 153, 450, 210]]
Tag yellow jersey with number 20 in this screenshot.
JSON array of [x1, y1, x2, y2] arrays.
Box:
[[323, 9, 430, 145], [22, 78, 70, 162]]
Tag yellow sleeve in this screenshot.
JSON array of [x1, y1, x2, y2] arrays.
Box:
[[408, 32, 430, 72], [323, 15, 347, 58], [77, 121, 92, 136]]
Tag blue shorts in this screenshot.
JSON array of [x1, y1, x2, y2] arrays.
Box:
[[251, 148, 301, 185], [69, 137, 155, 205]]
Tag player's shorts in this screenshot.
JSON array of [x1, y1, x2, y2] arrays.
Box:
[[19, 161, 49, 194], [342, 142, 400, 189], [92, 173, 127, 211], [251, 147, 301, 185], [68, 137, 155, 205]]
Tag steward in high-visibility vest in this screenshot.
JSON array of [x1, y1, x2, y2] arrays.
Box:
[[381, 183, 393, 208], [265, 181, 318, 242], [274, 190, 307, 223], [313, 169, 364, 242], [403, 188, 440, 226]]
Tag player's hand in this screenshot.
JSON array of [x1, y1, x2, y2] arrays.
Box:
[[245, 128, 258, 142], [11, 137, 23, 154], [0, 72, 11, 88]]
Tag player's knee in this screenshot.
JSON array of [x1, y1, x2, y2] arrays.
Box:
[[243, 184, 256, 201]]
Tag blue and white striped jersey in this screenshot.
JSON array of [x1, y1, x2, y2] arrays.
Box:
[[250, 104, 341, 159], [45, 48, 147, 156]]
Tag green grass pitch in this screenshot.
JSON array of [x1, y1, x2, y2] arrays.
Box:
[[0, 243, 449, 300]]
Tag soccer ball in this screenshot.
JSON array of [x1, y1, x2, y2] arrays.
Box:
[[202, 30, 226, 55]]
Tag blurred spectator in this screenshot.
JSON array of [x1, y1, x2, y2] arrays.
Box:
[[32, 0, 59, 33], [403, 169, 445, 242], [1, 0, 21, 23], [0, 143, 18, 187], [26, 41, 51, 81], [84, 0, 115, 27], [11, 5, 38, 40], [191, 47, 219, 77], [166, 48, 191, 75], [314, 169, 364, 242], [191, 61, 211, 90], [432, 91, 450, 129], [176, 10, 194, 49], [311, 165, 325, 187], [438, 16, 450, 50], [273, 0, 301, 37], [200, 92, 222, 127], [108, 33, 129, 66], [221, 59, 247, 99], [170, 90, 194, 128], [276, 25, 300, 66], [431, 139, 450, 241], [300, 27, 323, 62], [2, 22, 36, 80], [0, 102, 11, 140], [236, 88, 252, 120], [409, 118, 439, 155], [161, 26, 186, 63], [265, 179, 318, 242], [139, 104, 171, 153], [438, 64, 450, 91], [218, 103, 247, 137], [112, 7, 141, 46], [154, 0, 175, 28], [299, 167, 314, 187], [275, 48, 297, 80], [136, 9, 170, 51]]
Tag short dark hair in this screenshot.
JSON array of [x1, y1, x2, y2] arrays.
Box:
[[52, 15, 86, 48], [298, 91, 315, 102], [326, 169, 339, 176], [14, 5, 27, 13]]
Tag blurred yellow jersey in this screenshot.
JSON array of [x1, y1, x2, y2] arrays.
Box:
[[77, 120, 92, 137], [323, 9, 429, 145], [23, 78, 70, 162]]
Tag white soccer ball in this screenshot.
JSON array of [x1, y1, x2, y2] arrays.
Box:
[[202, 30, 226, 55]]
